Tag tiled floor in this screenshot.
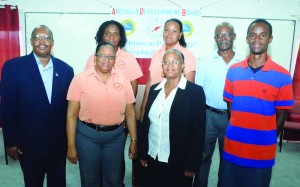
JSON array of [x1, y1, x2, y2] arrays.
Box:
[[1, 130, 300, 187]]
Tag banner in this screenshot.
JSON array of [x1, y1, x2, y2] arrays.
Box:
[[111, 7, 201, 59]]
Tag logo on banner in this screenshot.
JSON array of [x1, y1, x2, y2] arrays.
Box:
[[145, 18, 164, 39], [182, 21, 194, 37], [122, 19, 136, 36]]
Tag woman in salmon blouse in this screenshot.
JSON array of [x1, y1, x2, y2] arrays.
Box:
[[85, 20, 143, 96], [85, 20, 143, 186], [66, 42, 137, 187]]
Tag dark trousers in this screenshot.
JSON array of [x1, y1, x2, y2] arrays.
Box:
[[19, 154, 66, 187], [219, 159, 272, 187], [146, 156, 193, 187]]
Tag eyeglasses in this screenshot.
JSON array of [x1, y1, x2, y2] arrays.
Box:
[[215, 32, 234, 39], [162, 60, 181, 65], [95, 54, 116, 61], [31, 35, 53, 41]]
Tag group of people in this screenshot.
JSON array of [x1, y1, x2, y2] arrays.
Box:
[[0, 17, 294, 187]]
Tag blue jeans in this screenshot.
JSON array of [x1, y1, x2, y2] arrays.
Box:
[[76, 120, 126, 187], [219, 159, 272, 187], [194, 109, 228, 187]]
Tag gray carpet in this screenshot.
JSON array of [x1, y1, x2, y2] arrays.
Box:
[[0, 129, 299, 187]]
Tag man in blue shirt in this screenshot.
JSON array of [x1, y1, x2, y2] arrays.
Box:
[[194, 22, 243, 187]]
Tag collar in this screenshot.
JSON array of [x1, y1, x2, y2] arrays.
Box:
[[154, 75, 187, 90], [116, 47, 122, 56], [212, 49, 238, 58], [86, 65, 118, 77], [241, 55, 272, 71], [160, 42, 182, 52], [212, 49, 220, 58], [33, 52, 53, 69]]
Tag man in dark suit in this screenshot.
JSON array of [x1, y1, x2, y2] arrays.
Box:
[[1, 25, 74, 187]]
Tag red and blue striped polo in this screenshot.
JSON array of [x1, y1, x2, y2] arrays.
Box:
[[223, 56, 294, 168]]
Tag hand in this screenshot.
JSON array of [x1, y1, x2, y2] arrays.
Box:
[[139, 107, 145, 122], [139, 159, 148, 167], [67, 145, 78, 164], [6, 146, 22, 160], [128, 140, 137, 159], [184, 170, 195, 177]]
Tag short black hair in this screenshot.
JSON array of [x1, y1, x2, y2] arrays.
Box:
[[95, 20, 127, 48], [164, 18, 187, 48], [247, 19, 272, 36]]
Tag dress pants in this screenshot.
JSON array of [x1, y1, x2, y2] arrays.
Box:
[[19, 154, 66, 187], [146, 156, 193, 187], [76, 120, 126, 187], [194, 109, 228, 187]]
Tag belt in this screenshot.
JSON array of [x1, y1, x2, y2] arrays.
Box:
[[81, 120, 123, 132], [206, 105, 228, 114]]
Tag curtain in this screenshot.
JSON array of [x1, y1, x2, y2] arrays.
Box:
[[0, 5, 20, 78], [292, 44, 300, 100], [284, 45, 300, 140], [0, 5, 20, 128]]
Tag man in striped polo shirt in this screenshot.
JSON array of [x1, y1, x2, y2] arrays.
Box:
[[220, 19, 294, 187]]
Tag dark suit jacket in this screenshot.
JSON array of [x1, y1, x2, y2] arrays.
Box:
[[139, 80, 206, 172], [1, 52, 74, 159]]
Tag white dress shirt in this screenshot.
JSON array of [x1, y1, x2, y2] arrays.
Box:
[[148, 76, 187, 162], [34, 53, 53, 104]]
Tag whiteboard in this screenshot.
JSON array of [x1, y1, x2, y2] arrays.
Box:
[[196, 16, 295, 71], [25, 13, 295, 74], [25, 13, 110, 74]]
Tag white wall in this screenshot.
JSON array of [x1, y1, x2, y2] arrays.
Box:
[[291, 19, 300, 78]]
